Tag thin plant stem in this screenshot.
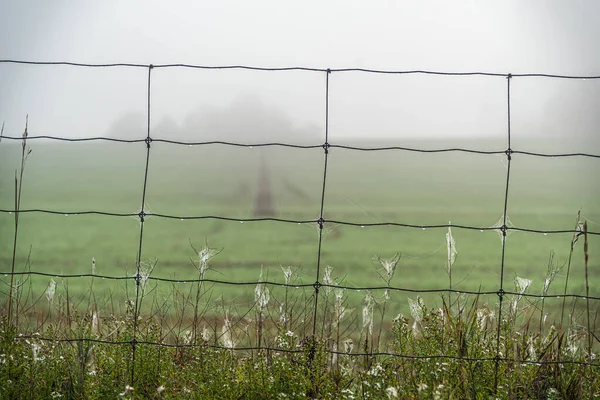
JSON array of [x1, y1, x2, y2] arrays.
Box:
[[376, 287, 389, 352], [8, 117, 30, 326], [560, 211, 581, 333], [583, 221, 591, 356]]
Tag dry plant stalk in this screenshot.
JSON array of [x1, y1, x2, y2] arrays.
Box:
[[8, 117, 31, 326], [583, 221, 591, 355], [559, 211, 582, 333]]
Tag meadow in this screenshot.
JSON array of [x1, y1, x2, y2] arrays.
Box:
[[1, 135, 600, 398], [1, 137, 598, 320]]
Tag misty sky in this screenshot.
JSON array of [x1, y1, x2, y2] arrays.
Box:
[[1, 1, 599, 146]]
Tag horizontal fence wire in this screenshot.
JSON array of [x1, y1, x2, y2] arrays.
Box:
[[3, 59, 600, 79], [0, 210, 598, 235], [3, 271, 600, 301], [2, 135, 600, 158], [11, 336, 599, 367], [1, 60, 599, 393]]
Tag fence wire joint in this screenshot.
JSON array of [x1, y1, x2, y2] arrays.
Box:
[[496, 289, 505, 301]]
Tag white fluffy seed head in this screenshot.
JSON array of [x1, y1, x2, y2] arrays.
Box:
[[362, 292, 375, 335], [201, 325, 211, 342], [91, 311, 99, 336], [323, 265, 334, 294], [254, 268, 270, 310], [375, 253, 400, 283], [221, 313, 235, 349], [386, 386, 398, 399], [514, 276, 532, 294], [446, 223, 457, 274], [343, 338, 354, 354], [334, 288, 346, 324], [281, 266, 293, 284], [409, 297, 424, 338], [408, 297, 423, 324], [45, 279, 57, 303], [198, 246, 217, 276]]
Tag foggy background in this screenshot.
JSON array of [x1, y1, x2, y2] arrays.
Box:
[[0, 0, 599, 149], [0, 1, 599, 293]]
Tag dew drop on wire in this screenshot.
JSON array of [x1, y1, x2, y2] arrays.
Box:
[[64, 214, 68, 217], [180, 219, 184, 221], [422, 227, 426, 231], [480, 230, 484, 233], [544, 233, 548, 236], [8, 212, 11, 215], [361, 225, 364, 228], [240, 221, 244, 223]]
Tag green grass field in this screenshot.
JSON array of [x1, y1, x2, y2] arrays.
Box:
[[1, 138, 599, 322]]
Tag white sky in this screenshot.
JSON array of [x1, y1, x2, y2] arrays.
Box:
[[0, 0, 599, 145]]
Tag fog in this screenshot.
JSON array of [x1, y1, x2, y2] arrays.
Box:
[[0, 1, 599, 303], [109, 94, 321, 143], [0, 1, 599, 150]]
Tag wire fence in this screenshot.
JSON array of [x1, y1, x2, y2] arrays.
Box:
[[1, 59, 600, 394]]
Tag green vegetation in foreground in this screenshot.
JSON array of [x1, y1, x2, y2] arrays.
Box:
[[1, 288, 599, 399]]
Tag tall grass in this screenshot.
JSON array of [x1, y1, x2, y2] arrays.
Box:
[[2, 223, 598, 399], [2, 274, 598, 399]]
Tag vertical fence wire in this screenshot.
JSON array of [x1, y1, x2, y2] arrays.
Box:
[[494, 73, 513, 393], [131, 64, 154, 386], [308, 70, 331, 393]]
